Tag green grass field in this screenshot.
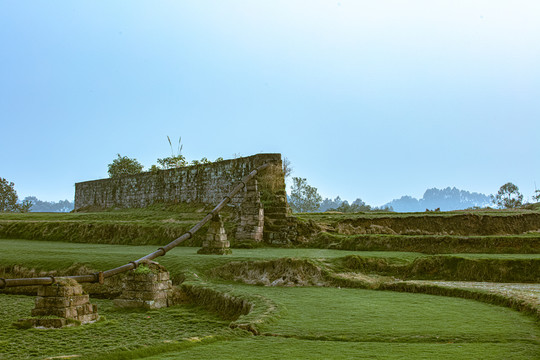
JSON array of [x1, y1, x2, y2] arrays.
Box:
[[146, 286, 539, 360], [0, 294, 231, 359], [146, 338, 539, 360], [1, 207, 539, 359], [1, 286, 538, 359], [1, 238, 539, 359]]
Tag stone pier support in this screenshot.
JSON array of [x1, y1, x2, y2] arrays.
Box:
[[114, 261, 173, 309], [18, 278, 98, 328], [198, 214, 232, 255]]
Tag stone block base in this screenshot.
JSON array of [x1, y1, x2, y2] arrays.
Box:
[[199, 214, 232, 255], [114, 261, 173, 310], [19, 278, 99, 328]]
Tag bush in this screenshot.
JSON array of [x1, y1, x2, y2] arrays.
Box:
[[0, 178, 31, 213], [108, 154, 144, 178], [492, 182, 523, 209], [289, 177, 322, 213]]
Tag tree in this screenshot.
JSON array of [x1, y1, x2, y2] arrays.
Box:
[[0, 177, 19, 212], [328, 198, 372, 213], [289, 177, 322, 213], [0, 177, 32, 212], [351, 198, 372, 212], [18, 199, 33, 213], [493, 182, 523, 209], [319, 196, 344, 212], [282, 157, 292, 180], [534, 190, 540, 203], [108, 154, 144, 178]]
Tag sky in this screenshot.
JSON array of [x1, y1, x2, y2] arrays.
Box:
[[1, 1, 539, 206]]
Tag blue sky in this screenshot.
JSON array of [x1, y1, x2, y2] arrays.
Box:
[[1, 1, 539, 205]]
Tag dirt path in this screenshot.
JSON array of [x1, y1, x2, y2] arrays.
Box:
[[404, 280, 540, 308]]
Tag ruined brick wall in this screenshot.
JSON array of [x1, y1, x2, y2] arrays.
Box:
[[74, 153, 293, 244]]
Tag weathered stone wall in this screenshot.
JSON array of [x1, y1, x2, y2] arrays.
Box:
[[75, 153, 280, 209], [74, 153, 294, 244]]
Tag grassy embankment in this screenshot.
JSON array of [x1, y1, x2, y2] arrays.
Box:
[[1, 239, 538, 284], [0, 203, 219, 246], [296, 208, 540, 254], [1, 239, 539, 359], [1, 206, 539, 254], [1, 207, 539, 358]]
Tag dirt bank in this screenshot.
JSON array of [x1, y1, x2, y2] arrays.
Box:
[[330, 213, 540, 236], [342, 255, 540, 283], [209, 258, 329, 287], [309, 232, 540, 254]]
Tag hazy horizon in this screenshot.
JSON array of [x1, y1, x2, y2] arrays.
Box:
[[18, 183, 501, 213]]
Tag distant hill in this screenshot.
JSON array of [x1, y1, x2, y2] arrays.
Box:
[[383, 187, 492, 212], [23, 196, 74, 212]]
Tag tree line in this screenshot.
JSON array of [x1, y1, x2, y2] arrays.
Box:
[[288, 177, 540, 214], [288, 177, 392, 213], [385, 187, 492, 212], [2, 143, 539, 213], [0, 179, 74, 213], [22, 196, 74, 212]]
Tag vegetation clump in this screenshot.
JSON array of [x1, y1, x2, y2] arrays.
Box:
[[107, 154, 144, 178], [493, 182, 524, 209], [133, 264, 154, 275], [289, 177, 322, 213], [0, 177, 32, 213]]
